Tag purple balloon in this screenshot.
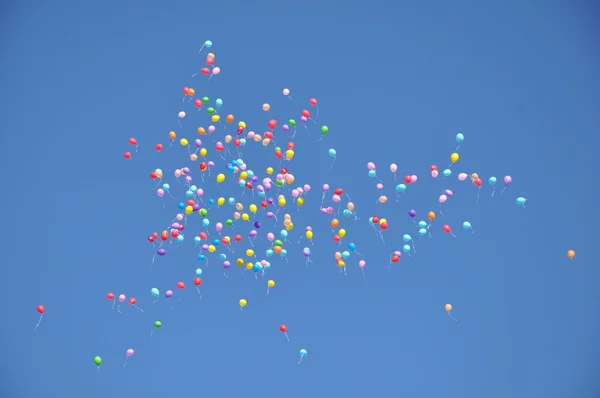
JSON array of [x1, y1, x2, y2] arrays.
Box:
[[444, 189, 453, 197], [171, 223, 180, 229], [251, 176, 259, 182], [305, 226, 312, 231], [266, 212, 274, 218], [257, 185, 265, 192], [504, 176, 512, 185], [192, 204, 200, 211], [282, 124, 289, 132], [182, 167, 190, 175], [300, 116, 307, 123], [320, 208, 328, 214], [185, 176, 192, 183], [267, 198, 274, 205], [201, 244, 209, 251], [249, 230, 258, 237], [195, 139, 202, 147], [223, 261, 231, 269], [254, 221, 261, 228], [165, 290, 173, 298], [408, 209, 416, 218], [393, 251, 401, 256], [208, 161, 215, 168], [157, 248, 166, 256], [322, 184, 330, 191]]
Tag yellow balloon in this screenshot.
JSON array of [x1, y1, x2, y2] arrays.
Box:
[[246, 249, 254, 257], [236, 258, 244, 266], [306, 230, 313, 239], [211, 115, 220, 123], [379, 218, 387, 225], [239, 299, 247, 307], [337, 260, 346, 267], [180, 138, 189, 146], [245, 262, 253, 270], [297, 197, 304, 206], [241, 213, 249, 221], [249, 204, 257, 213], [217, 197, 225, 206], [238, 121, 246, 129], [286, 222, 294, 231], [216, 173, 225, 183], [339, 229, 346, 238], [240, 171, 248, 180], [208, 245, 216, 253], [266, 167, 274, 175], [450, 152, 459, 163], [278, 199, 286, 207], [185, 205, 193, 214], [267, 280, 275, 287], [200, 148, 207, 157]]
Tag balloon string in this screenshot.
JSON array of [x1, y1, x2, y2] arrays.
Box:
[[285, 332, 290, 342], [33, 314, 43, 332]]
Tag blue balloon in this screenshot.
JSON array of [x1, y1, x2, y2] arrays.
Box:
[[300, 349, 307, 356], [348, 242, 356, 251], [208, 198, 215, 205], [489, 176, 497, 185], [280, 249, 287, 257], [342, 209, 352, 217], [212, 239, 220, 246], [219, 253, 227, 261], [178, 202, 185, 210], [198, 254, 206, 261], [266, 249, 274, 257], [328, 148, 337, 157], [253, 262, 261, 272], [396, 184, 406, 193], [228, 197, 235, 205], [456, 133, 464, 144], [342, 251, 350, 259]]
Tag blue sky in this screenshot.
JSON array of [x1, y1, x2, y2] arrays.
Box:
[[1, 1, 599, 397]]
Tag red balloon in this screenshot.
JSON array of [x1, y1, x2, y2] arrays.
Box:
[[178, 225, 184, 231], [221, 237, 229, 245], [380, 222, 388, 230], [147, 236, 155, 243], [194, 277, 202, 286], [280, 168, 288, 175], [201, 68, 210, 75], [245, 182, 253, 189], [443, 225, 451, 233], [268, 119, 277, 130], [107, 293, 114, 300], [186, 199, 195, 206], [194, 99, 202, 108], [152, 232, 158, 238], [150, 172, 157, 179], [171, 230, 179, 238], [430, 165, 438, 171], [391, 255, 400, 262], [237, 127, 244, 136], [372, 216, 379, 224], [264, 131, 273, 139], [309, 98, 317, 106], [155, 143, 163, 151], [199, 232, 208, 240], [161, 231, 168, 241], [474, 178, 483, 187], [274, 150, 282, 159], [124, 152, 132, 159], [260, 201, 268, 208], [206, 58, 214, 65], [128, 298, 136, 305], [301, 110, 310, 118], [233, 138, 241, 147], [177, 281, 185, 289], [287, 142, 295, 149], [37, 305, 45, 314], [334, 188, 343, 195], [129, 138, 137, 145], [183, 87, 189, 94], [404, 175, 411, 184], [280, 324, 287, 332], [234, 234, 242, 242], [216, 143, 224, 151], [333, 235, 341, 242]]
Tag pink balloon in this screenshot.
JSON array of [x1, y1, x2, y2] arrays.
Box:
[[358, 260, 366, 269], [118, 294, 126, 302], [326, 207, 334, 214], [438, 194, 447, 203], [411, 175, 417, 182], [431, 170, 439, 178], [390, 163, 397, 173], [178, 111, 186, 118], [332, 194, 341, 203], [376, 183, 383, 190], [291, 189, 299, 198], [267, 233, 275, 242], [303, 184, 311, 192], [283, 88, 290, 96], [126, 349, 134, 357], [458, 173, 468, 181], [208, 125, 216, 133], [367, 162, 376, 170], [174, 169, 181, 177], [215, 222, 223, 232], [212, 67, 221, 75], [157, 189, 165, 197], [176, 214, 183, 220], [247, 131, 255, 139], [296, 187, 304, 194], [196, 188, 204, 197], [322, 184, 330, 191]]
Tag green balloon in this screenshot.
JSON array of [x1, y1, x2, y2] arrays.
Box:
[[207, 107, 215, 114], [321, 126, 329, 135], [94, 356, 102, 366], [202, 97, 209, 103], [274, 146, 281, 152], [288, 119, 296, 127], [226, 219, 233, 226], [274, 239, 283, 247], [154, 321, 162, 328], [275, 179, 283, 187], [200, 208, 208, 217]]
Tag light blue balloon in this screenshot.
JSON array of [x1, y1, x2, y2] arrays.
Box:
[[186, 190, 193, 198], [264, 262, 271, 269], [162, 183, 170, 191], [266, 249, 274, 257], [443, 169, 452, 177], [342, 251, 350, 259], [402, 234, 412, 242], [418, 228, 427, 236], [516, 197, 527, 206], [239, 138, 246, 146], [219, 253, 227, 261], [463, 221, 472, 229], [194, 236, 201, 243], [215, 98, 223, 108], [258, 191, 265, 197], [300, 349, 307, 356], [403, 244, 411, 253], [151, 288, 159, 297], [190, 185, 197, 192], [280, 230, 288, 238], [368, 170, 376, 178], [239, 179, 246, 187], [195, 268, 203, 276], [205, 40, 212, 48], [202, 219, 210, 227], [228, 197, 235, 205], [488, 176, 497, 185], [247, 170, 255, 177], [328, 148, 337, 157], [280, 249, 287, 257], [456, 133, 464, 144], [176, 235, 184, 243], [418, 221, 427, 228], [396, 184, 406, 193], [348, 242, 356, 251], [342, 209, 352, 217]]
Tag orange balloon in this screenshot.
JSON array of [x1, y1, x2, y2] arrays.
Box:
[[470, 173, 479, 181], [567, 250, 575, 259], [330, 219, 339, 228], [226, 114, 234, 123], [273, 246, 282, 254], [197, 127, 206, 135], [188, 88, 195, 96], [207, 53, 215, 59], [428, 211, 435, 221], [445, 304, 452, 312], [347, 202, 355, 211]]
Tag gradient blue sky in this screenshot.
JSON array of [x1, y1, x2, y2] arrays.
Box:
[[1, 1, 598, 397]]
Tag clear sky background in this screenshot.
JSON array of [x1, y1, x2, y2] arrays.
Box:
[[1, 1, 598, 397]]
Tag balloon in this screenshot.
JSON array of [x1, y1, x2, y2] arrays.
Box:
[[212, 67, 221, 75], [462, 221, 472, 229], [567, 250, 575, 259], [154, 321, 162, 328], [37, 305, 45, 314], [239, 299, 247, 307], [488, 176, 497, 185], [504, 175, 512, 185], [94, 356, 102, 366], [283, 88, 290, 96], [178, 111, 186, 118], [328, 148, 336, 157], [262, 103, 271, 111], [126, 349, 134, 357], [204, 40, 212, 48], [445, 304, 452, 312], [456, 133, 464, 144], [320, 126, 328, 135], [390, 163, 397, 173], [516, 197, 527, 206], [280, 324, 287, 332], [458, 173, 468, 181], [450, 153, 459, 163], [268, 280, 275, 287]]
